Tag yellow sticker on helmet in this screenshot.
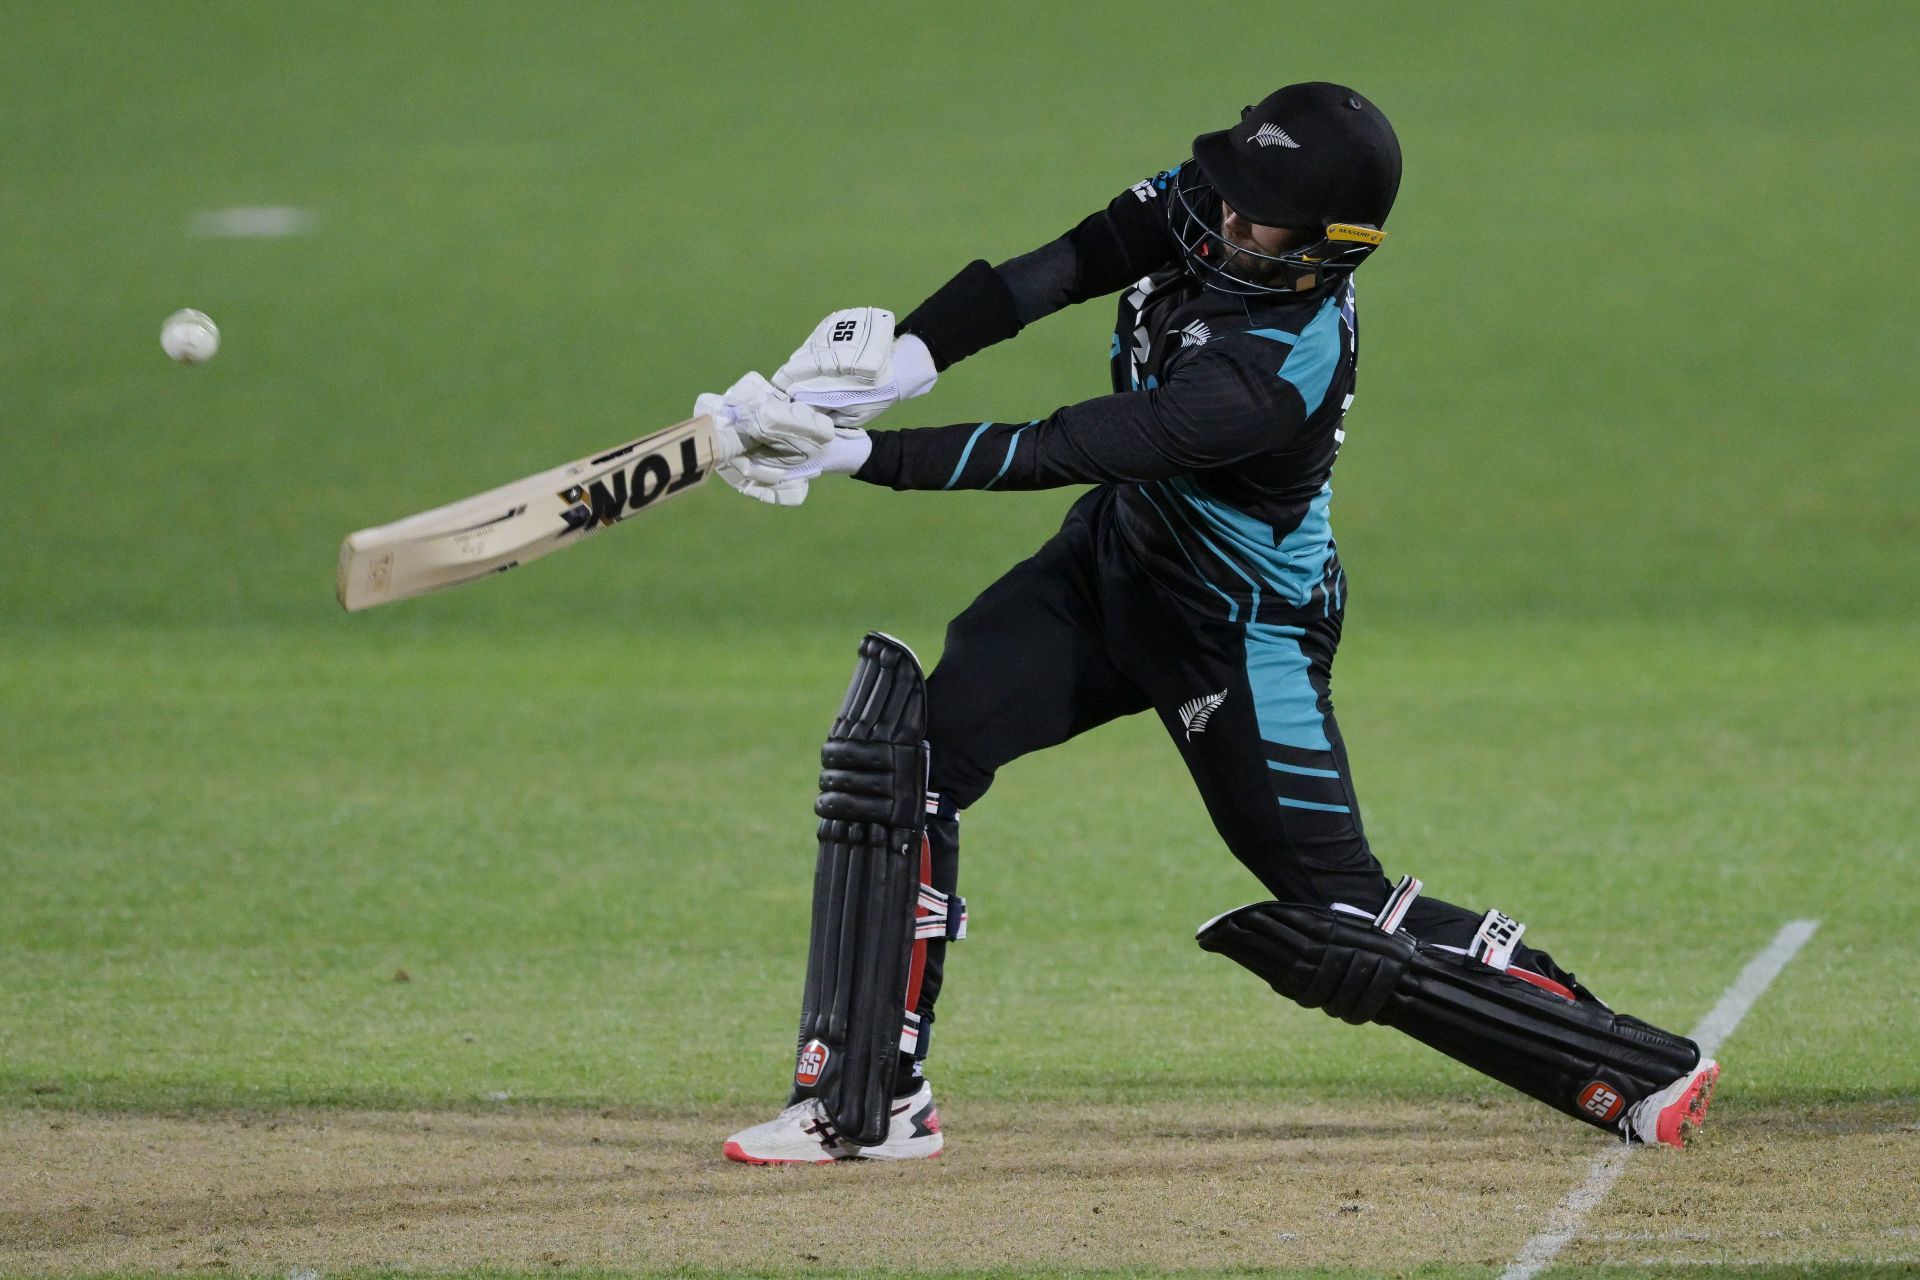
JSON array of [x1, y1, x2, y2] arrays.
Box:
[[1325, 223, 1387, 245]]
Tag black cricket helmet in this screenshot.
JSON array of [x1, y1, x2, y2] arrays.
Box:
[[1172, 82, 1402, 296]]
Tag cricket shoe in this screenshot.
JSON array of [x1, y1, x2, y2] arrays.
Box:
[[722, 1083, 944, 1164], [1620, 1057, 1720, 1148], [848, 1082, 944, 1160]]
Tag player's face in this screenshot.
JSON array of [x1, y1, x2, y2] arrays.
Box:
[[1219, 203, 1314, 283]]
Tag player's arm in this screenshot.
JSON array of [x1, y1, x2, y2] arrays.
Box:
[[707, 172, 1182, 504], [897, 171, 1183, 372], [771, 172, 1180, 428], [854, 342, 1309, 491]]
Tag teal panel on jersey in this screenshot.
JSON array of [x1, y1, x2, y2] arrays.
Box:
[[1165, 478, 1335, 608], [1279, 483, 1335, 603], [1154, 479, 1266, 618], [1136, 485, 1242, 621], [1276, 295, 1342, 415], [1244, 621, 1331, 752]]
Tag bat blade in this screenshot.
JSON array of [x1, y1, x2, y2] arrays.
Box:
[[336, 416, 715, 612]]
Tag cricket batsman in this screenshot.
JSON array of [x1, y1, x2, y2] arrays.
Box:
[[697, 83, 1720, 1162]]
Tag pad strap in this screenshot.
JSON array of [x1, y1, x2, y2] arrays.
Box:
[[916, 883, 968, 942], [1469, 908, 1527, 970], [1372, 874, 1422, 933]]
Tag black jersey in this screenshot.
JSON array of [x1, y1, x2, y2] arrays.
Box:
[[858, 166, 1359, 626]]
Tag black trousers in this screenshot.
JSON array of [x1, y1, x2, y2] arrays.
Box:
[[900, 488, 1578, 1088]]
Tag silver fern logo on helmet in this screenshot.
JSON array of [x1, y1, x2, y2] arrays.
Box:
[[1179, 689, 1229, 740], [1249, 124, 1301, 149]]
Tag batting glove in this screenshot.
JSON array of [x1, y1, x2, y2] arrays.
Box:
[[694, 372, 837, 507], [775, 307, 937, 429]]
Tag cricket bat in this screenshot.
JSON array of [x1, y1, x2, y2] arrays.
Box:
[[336, 416, 715, 612]]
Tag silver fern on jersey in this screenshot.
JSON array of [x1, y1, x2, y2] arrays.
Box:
[[1178, 689, 1229, 740]]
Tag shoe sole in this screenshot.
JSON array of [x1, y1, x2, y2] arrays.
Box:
[[1655, 1059, 1720, 1148], [722, 1139, 838, 1166], [721, 1139, 945, 1164], [850, 1144, 943, 1161]]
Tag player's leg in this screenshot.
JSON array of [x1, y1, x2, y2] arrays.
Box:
[[1199, 894, 1717, 1146], [1092, 573, 1383, 903], [896, 496, 1156, 1106], [723, 632, 936, 1164], [725, 496, 1149, 1163], [1118, 588, 1584, 984], [924, 490, 1152, 812], [1102, 579, 1713, 1146]]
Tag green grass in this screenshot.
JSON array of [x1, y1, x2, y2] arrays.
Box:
[[38, 1268, 1920, 1280], [3, 617, 1912, 1112], [0, 2, 1915, 1274]]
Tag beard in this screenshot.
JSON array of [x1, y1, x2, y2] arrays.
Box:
[[1215, 237, 1292, 286]]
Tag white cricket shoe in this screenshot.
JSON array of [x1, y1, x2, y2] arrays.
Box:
[[848, 1082, 944, 1161], [722, 1082, 944, 1164], [1620, 1057, 1720, 1148], [721, 1098, 848, 1164]]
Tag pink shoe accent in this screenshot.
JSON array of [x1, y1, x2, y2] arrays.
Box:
[[1654, 1060, 1720, 1148]]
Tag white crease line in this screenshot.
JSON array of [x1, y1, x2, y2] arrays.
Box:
[[1499, 918, 1820, 1280], [1690, 919, 1820, 1059], [188, 206, 317, 238]]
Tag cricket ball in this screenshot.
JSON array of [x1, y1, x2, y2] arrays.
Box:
[[161, 308, 220, 364]]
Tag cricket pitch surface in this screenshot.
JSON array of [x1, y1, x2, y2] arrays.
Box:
[[3, 1098, 1913, 1276]]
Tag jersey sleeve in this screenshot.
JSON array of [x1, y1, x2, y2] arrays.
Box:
[[853, 341, 1309, 492], [896, 169, 1182, 371]]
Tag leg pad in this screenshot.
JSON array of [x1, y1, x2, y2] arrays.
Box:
[[792, 633, 931, 1148], [1199, 897, 1700, 1131]]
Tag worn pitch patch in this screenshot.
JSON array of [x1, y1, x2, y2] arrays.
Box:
[[0, 1097, 1911, 1276], [0, 1101, 1582, 1274], [1570, 1098, 1920, 1269]]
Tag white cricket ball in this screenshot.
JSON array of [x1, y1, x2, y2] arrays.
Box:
[[161, 308, 220, 364]]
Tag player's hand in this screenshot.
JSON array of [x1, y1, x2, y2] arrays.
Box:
[[694, 372, 836, 507], [716, 457, 811, 506], [775, 308, 937, 429], [694, 372, 834, 465], [722, 428, 874, 497]]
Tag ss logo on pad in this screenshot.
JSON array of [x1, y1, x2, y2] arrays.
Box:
[[1578, 1081, 1624, 1121], [795, 1038, 831, 1087]]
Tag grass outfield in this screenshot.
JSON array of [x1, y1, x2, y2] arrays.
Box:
[[2, 620, 1913, 1113], [2, 1, 1915, 1276]]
